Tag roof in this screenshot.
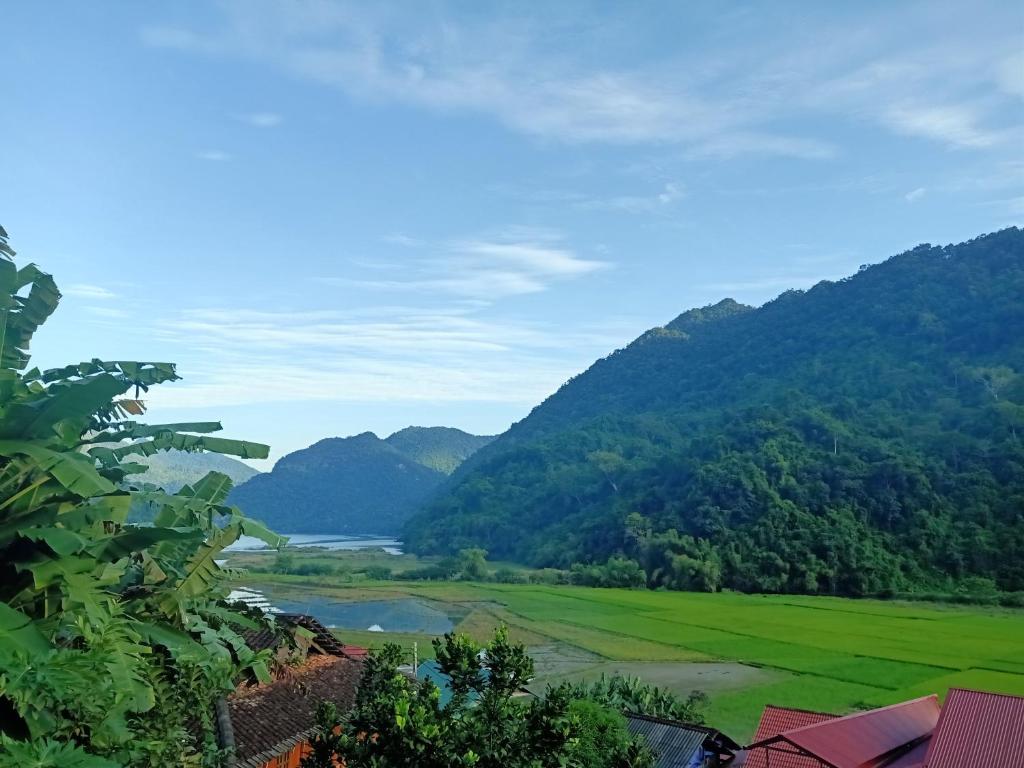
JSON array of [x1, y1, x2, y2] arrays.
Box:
[[226, 654, 362, 768], [748, 696, 940, 768], [923, 688, 1024, 768], [625, 713, 737, 768], [277, 612, 347, 655], [237, 623, 285, 654], [884, 737, 931, 768], [744, 705, 838, 768]]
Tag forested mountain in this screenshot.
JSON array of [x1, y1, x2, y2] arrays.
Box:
[[228, 428, 490, 534], [127, 448, 259, 492], [385, 426, 495, 474], [405, 229, 1024, 595]]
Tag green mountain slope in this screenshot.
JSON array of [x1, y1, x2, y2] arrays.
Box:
[[385, 426, 494, 474], [123, 448, 259, 493], [228, 428, 490, 534], [404, 229, 1024, 595]]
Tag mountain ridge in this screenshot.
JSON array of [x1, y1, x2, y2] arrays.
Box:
[[228, 426, 491, 534], [405, 228, 1024, 595]]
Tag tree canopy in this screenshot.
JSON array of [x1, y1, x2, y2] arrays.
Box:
[[406, 229, 1024, 595], [0, 226, 281, 766]]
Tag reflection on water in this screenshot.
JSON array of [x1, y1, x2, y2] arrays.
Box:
[[230, 586, 459, 634], [226, 533, 402, 554]]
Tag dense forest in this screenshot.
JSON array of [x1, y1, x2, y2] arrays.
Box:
[[405, 229, 1024, 596], [385, 426, 494, 474], [125, 447, 258, 492], [229, 427, 491, 534]]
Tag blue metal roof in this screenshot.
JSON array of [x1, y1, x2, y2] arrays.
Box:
[[626, 714, 711, 768]]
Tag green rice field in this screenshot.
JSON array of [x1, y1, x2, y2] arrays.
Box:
[[245, 578, 1024, 740]]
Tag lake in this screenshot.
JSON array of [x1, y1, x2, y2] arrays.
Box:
[[226, 533, 402, 554], [230, 586, 459, 633]]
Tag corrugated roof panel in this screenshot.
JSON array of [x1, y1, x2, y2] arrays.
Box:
[[784, 695, 940, 768], [744, 705, 838, 768], [924, 688, 1024, 768], [882, 737, 930, 768], [626, 714, 706, 768]]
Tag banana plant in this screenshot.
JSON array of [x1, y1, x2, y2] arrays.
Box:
[[0, 225, 283, 767]]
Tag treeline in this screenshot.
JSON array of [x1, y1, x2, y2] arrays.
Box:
[[405, 229, 1024, 596]]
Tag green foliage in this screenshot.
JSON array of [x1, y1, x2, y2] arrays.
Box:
[[406, 229, 1024, 595], [0, 226, 281, 765], [552, 675, 708, 724], [325, 627, 653, 768], [569, 557, 646, 588], [458, 548, 490, 580], [125, 448, 258, 496], [384, 426, 495, 475], [300, 702, 344, 768]]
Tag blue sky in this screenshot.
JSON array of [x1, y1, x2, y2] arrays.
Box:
[[2, 1, 1022, 465]]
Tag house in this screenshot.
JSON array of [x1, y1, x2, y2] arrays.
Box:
[[218, 613, 366, 768], [744, 688, 1024, 768], [921, 687, 1024, 767], [743, 696, 941, 768], [625, 713, 739, 767], [742, 705, 839, 768]]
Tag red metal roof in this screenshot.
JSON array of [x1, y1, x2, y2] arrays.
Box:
[[744, 705, 838, 768], [748, 696, 940, 768], [342, 643, 369, 660], [882, 737, 930, 768], [923, 688, 1024, 768]]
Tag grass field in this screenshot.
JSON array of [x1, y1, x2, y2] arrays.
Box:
[[238, 575, 1024, 740]]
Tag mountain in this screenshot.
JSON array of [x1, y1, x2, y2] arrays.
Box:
[[228, 428, 490, 534], [127, 449, 260, 493], [404, 229, 1024, 595], [384, 427, 494, 474]]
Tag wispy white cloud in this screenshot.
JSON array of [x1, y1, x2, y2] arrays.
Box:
[[332, 230, 609, 300], [576, 182, 686, 213], [139, 2, 1021, 156], [64, 283, 117, 300], [197, 149, 231, 161], [145, 304, 635, 409], [495, 182, 685, 215], [85, 306, 130, 319], [382, 233, 424, 247], [995, 51, 1024, 99], [235, 111, 283, 127], [883, 103, 998, 148], [686, 133, 837, 160], [905, 187, 927, 202]]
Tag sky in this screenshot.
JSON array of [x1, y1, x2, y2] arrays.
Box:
[[1, 1, 1022, 466]]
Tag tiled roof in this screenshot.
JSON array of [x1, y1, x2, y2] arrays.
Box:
[[626, 713, 737, 768], [747, 697, 940, 768], [744, 705, 838, 768], [923, 688, 1024, 768], [226, 654, 362, 768], [237, 623, 286, 654], [277, 613, 347, 656]]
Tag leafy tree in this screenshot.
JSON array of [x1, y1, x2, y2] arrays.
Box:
[[330, 627, 653, 768], [0, 225, 281, 766], [458, 547, 489, 580], [552, 675, 707, 724], [406, 229, 1024, 596]]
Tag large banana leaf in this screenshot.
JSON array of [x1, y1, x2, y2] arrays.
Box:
[[41, 359, 179, 388], [0, 260, 61, 372], [0, 601, 49, 654], [0, 374, 128, 439], [0, 441, 114, 497], [90, 526, 201, 562]]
